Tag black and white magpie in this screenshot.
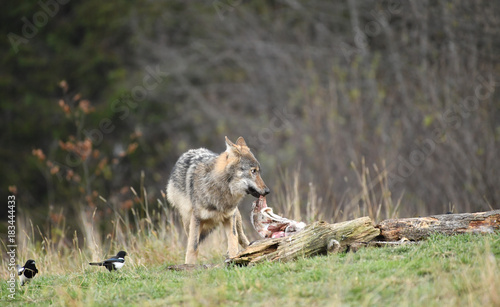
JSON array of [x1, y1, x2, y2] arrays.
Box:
[[17, 259, 38, 286], [89, 251, 127, 272]]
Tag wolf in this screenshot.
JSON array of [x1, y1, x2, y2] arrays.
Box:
[[166, 136, 270, 264]]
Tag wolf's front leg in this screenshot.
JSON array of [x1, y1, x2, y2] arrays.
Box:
[[235, 208, 249, 248], [223, 213, 239, 258], [185, 214, 201, 264]]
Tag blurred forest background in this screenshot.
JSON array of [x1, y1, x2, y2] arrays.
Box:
[[1, 1, 499, 242]]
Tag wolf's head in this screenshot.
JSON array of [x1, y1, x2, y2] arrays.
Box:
[[216, 136, 270, 198]]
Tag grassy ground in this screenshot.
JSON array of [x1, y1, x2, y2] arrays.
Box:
[[2, 233, 499, 306]]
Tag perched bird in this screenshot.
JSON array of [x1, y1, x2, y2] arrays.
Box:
[[89, 251, 127, 272], [17, 259, 38, 286], [251, 196, 306, 238]]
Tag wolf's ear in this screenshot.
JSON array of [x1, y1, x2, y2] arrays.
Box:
[[225, 136, 241, 155], [225, 136, 235, 149], [235, 137, 247, 147]]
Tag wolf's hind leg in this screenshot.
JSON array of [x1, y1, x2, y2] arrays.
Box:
[[185, 213, 201, 264]]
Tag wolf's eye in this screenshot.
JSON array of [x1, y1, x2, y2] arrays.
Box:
[[251, 168, 257, 174]]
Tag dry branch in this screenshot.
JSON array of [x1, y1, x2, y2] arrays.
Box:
[[167, 264, 220, 271], [376, 209, 500, 241], [229, 216, 380, 266]]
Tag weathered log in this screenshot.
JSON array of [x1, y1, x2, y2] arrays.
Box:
[[229, 216, 380, 266], [376, 209, 500, 241]]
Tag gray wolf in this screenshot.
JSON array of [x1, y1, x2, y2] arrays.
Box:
[[166, 136, 270, 264]]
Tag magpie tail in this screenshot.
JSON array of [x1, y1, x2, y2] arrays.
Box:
[[89, 262, 104, 266]]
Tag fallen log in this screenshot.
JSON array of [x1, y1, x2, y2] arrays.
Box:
[[376, 209, 500, 241], [168, 210, 500, 270], [229, 216, 380, 266]]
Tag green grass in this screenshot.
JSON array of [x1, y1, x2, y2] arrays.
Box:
[[3, 233, 500, 306]]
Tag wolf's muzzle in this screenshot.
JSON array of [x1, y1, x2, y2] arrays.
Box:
[[247, 186, 270, 198]]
